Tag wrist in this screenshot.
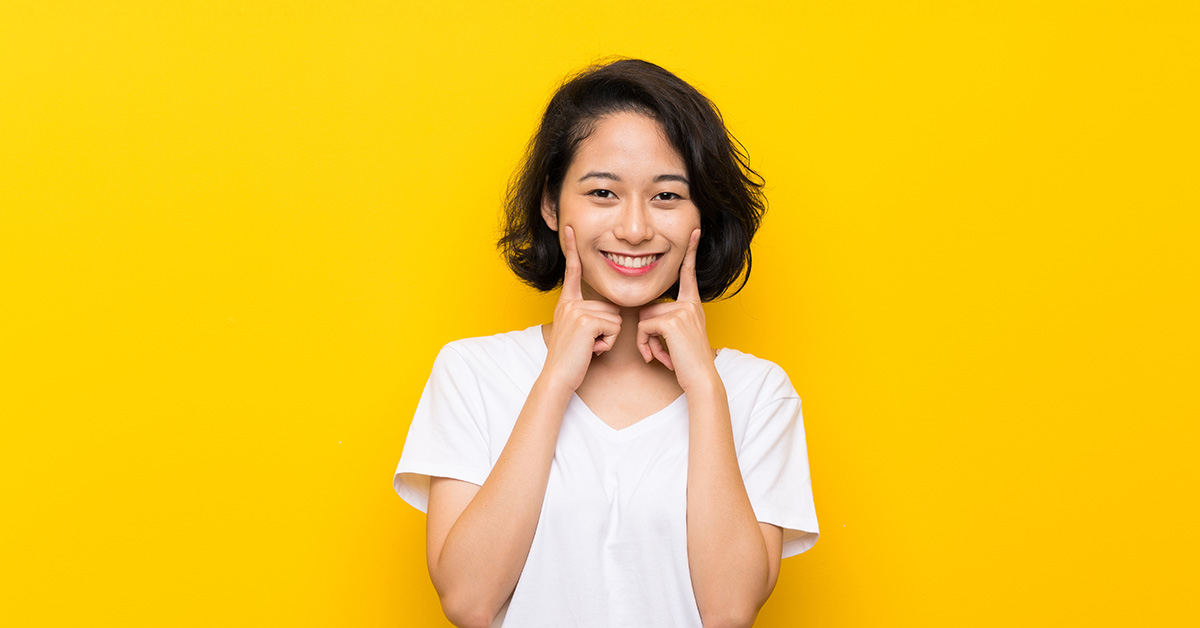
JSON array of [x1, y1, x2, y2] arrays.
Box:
[[532, 371, 577, 404], [681, 366, 725, 398]]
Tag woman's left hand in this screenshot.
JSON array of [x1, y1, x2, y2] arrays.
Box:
[[637, 229, 719, 392]]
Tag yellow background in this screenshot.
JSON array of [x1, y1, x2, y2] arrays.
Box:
[[3, 1, 1197, 626]]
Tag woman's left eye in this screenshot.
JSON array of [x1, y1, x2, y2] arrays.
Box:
[[654, 192, 682, 201]]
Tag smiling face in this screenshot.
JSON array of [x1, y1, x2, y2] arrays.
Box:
[[542, 112, 701, 308]]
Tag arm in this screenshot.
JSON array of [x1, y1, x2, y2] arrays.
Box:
[[637, 229, 782, 628], [426, 227, 620, 628], [684, 379, 783, 628], [426, 376, 572, 628]]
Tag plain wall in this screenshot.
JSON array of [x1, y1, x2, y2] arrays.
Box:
[[2, 1, 1197, 626]]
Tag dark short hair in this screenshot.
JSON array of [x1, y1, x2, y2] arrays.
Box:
[[498, 58, 766, 302]]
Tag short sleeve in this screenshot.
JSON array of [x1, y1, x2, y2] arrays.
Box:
[[393, 345, 492, 513], [738, 395, 820, 558]]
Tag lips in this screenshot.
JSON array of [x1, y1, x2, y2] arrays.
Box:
[[602, 252, 662, 269], [599, 251, 663, 278]]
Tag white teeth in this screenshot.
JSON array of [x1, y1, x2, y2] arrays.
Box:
[[605, 253, 659, 269]]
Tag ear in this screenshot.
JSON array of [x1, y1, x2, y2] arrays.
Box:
[[540, 188, 559, 232]]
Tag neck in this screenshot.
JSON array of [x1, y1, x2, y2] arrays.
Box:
[[597, 304, 655, 368], [543, 303, 669, 373], [574, 285, 665, 368]]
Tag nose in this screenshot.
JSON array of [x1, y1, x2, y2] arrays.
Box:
[[613, 197, 654, 244]]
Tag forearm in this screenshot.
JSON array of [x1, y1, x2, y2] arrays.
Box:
[[686, 378, 772, 628], [432, 375, 571, 626]]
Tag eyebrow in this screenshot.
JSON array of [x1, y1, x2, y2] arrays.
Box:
[[577, 171, 691, 186], [578, 171, 621, 182], [653, 174, 690, 186]]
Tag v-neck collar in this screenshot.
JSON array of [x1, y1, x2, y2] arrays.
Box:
[[569, 390, 688, 441]]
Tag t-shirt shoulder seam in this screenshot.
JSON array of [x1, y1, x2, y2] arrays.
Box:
[[441, 326, 541, 356], [719, 350, 794, 401]]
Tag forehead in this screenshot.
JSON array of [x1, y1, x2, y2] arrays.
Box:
[[568, 112, 687, 177]]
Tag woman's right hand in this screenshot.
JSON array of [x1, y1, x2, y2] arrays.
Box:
[[542, 226, 622, 392], [429, 225, 612, 627]]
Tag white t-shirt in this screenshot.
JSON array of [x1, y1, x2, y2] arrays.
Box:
[[394, 325, 818, 628]]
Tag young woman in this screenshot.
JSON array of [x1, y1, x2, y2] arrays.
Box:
[[394, 59, 818, 628]]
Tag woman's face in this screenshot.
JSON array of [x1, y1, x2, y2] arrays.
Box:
[[542, 112, 701, 308]]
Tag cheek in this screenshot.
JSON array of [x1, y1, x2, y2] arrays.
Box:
[[666, 208, 701, 243], [666, 204, 701, 229]]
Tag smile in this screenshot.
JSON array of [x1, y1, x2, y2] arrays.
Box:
[[603, 252, 662, 269], [601, 251, 663, 277]]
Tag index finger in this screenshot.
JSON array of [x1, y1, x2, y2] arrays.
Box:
[[676, 228, 701, 302], [561, 225, 583, 301]]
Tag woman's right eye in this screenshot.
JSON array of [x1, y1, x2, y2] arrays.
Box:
[[587, 189, 615, 199]]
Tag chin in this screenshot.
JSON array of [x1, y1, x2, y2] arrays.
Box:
[[582, 271, 677, 308], [595, 284, 671, 308], [606, 296, 656, 308]]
